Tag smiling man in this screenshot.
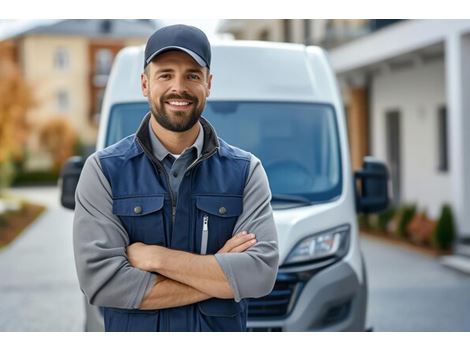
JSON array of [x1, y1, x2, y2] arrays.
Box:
[[73, 24, 279, 332]]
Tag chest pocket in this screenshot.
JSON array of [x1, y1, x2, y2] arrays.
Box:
[[194, 195, 243, 254], [113, 195, 167, 246]]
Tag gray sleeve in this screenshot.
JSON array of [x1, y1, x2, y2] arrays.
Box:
[[73, 153, 157, 309], [214, 154, 279, 302]]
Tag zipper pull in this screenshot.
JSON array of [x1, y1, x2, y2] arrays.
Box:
[[201, 215, 209, 255]]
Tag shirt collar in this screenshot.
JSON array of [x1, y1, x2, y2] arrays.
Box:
[[148, 118, 204, 162]]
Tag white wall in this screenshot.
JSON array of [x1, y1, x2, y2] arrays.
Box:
[[371, 59, 451, 218]]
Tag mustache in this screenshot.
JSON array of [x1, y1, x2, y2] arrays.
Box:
[[162, 93, 198, 103]]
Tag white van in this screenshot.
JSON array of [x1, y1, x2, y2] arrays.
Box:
[[61, 40, 389, 331]]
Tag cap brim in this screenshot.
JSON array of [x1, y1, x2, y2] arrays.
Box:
[[146, 46, 207, 67]]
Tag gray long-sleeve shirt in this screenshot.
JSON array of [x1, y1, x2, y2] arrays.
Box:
[[73, 120, 279, 308]]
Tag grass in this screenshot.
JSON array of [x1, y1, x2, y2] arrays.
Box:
[[0, 202, 45, 249]]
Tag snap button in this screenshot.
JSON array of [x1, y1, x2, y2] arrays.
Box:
[[218, 207, 227, 215], [134, 206, 142, 214]]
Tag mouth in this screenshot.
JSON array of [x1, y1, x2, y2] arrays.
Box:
[[165, 99, 193, 111]]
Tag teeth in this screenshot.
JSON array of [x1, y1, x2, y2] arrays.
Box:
[[168, 101, 190, 106]]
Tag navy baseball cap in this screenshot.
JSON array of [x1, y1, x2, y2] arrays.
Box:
[[144, 24, 211, 69]]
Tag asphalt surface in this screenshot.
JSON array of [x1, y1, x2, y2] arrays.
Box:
[[362, 234, 470, 331]]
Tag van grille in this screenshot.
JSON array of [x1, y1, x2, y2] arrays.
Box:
[[247, 273, 301, 319]]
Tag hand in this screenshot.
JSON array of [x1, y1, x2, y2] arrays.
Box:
[[217, 231, 257, 254], [127, 242, 166, 272]]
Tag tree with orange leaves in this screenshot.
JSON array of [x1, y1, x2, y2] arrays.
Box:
[[38, 116, 78, 172], [0, 55, 34, 191]]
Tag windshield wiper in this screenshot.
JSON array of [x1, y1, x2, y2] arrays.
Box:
[[271, 194, 313, 205]]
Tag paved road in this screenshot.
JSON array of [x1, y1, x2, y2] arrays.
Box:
[[362, 234, 470, 331], [0, 186, 84, 331]]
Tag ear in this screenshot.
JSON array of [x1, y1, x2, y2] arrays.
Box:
[[206, 73, 213, 98], [141, 72, 149, 97]]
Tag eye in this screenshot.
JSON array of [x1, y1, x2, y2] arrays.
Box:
[[158, 73, 171, 80], [188, 73, 201, 80]]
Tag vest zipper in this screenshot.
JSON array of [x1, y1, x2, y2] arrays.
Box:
[[201, 215, 209, 255], [185, 148, 218, 174], [136, 139, 177, 225], [159, 166, 177, 224]]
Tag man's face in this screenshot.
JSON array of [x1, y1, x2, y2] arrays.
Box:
[[141, 50, 212, 132]]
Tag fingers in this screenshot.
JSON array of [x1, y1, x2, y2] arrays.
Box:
[[230, 237, 257, 253], [219, 231, 256, 253]]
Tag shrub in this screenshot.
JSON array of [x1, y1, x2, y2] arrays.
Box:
[[367, 214, 380, 231], [0, 162, 15, 192], [396, 204, 417, 238], [357, 213, 371, 230], [12, 169, 60, 186], [432, 204, 456, 250], [377, 206, 396, 232], [407, 211, 436, 246]]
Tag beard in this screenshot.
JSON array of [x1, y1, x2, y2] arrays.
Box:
[[149, 92, 202, 132]]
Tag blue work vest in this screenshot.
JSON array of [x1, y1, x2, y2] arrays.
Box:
[[97, 115, 251, 331]]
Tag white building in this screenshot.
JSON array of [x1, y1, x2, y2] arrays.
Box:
[[328, 20, 470, 248]]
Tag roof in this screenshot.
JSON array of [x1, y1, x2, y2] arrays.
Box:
[[4, 19, 159, 40]]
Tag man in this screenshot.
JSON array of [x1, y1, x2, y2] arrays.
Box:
[[73, 24, 279, 332]]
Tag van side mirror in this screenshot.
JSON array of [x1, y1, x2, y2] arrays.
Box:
[[59, 156, 84, 210], [354, 156, 390, 213]]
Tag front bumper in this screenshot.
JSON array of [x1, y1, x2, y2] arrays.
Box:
[[247, 260, 367, 331]]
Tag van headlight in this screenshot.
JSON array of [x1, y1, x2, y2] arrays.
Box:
[[284, 225, 350, 265]]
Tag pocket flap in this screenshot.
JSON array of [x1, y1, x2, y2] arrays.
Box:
[[113, 195, 165, 216], [195, 196, 243, 217]]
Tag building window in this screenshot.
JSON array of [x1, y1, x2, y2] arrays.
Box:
[[94, 48, 114, 88], [437, 105, 449, 172], [95, 49, 113, 75], [54, 48, 69, 70], [57, 90, 69, 112]]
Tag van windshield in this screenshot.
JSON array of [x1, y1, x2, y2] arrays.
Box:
[[106, 101, 342, 203]]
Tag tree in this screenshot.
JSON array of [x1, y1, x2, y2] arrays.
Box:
[[38, 116, 78, 172], [0, 55, 34, 192]]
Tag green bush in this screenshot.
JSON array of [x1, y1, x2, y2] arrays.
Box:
[[12, 169, 60, 186], [0, 212, 6, 226], [432, 204, 456, 250], [377, 206, 396, 232], [396, 204, 416, 238], [73, 138, 85, 157], [0, 161, 15, 192], [358, 213, 371, 230]]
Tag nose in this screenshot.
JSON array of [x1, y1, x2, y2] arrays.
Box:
[[170, 74, 188, 94]]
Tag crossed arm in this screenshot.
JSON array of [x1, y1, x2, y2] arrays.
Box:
[[128, 231, 257, 310]]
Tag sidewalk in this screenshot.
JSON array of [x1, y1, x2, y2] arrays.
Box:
[[0, 186, 85, 331]]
